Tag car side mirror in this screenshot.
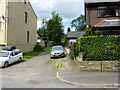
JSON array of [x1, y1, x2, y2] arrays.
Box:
[[9, 56, 12, 58]]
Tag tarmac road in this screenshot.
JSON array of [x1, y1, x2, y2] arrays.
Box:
[[1, 50, 80, 88], [1, 50, 119, 89]]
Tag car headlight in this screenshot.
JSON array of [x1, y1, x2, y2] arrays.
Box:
[[50, 52, 54, 55]]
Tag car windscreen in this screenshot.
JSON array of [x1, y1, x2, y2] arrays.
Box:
[[0, 52, 9, 57], [52, 47, 62, 51]]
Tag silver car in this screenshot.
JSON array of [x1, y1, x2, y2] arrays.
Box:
[[50, 45, 65, 58]]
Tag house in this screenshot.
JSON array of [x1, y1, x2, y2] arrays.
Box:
[[37, 34, 45, 47], [85, 0, 120, 35], [67, 31, 86, 47], [0, 0, 37, 52]]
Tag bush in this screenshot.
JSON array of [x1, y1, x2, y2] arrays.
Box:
[[33, 44, 44, 51], [94, 30, 101, 36], [69, 51, 75, 60], [76, 35, 120, 61], [83, 27, 93, 36]]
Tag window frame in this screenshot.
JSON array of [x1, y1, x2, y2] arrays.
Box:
[[97, 5, 119, 18], [27, 31, 30, 43], [25, 12, 28, 23]]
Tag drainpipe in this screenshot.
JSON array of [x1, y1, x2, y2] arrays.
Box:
[[4, 0, 7, 46]]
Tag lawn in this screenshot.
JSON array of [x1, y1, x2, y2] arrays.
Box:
[[22, 47, 51, 60]]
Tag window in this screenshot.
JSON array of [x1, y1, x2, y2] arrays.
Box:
[[25, 12, 27, 23], [27, 31, 30, 42], [98, 5, 119, 17], [14, 51, 19, 55], [24, 0, 26, 4], [10, 52, 14, 57]]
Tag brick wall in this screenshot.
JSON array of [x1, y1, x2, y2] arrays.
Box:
[[85, 5, 120, 26]]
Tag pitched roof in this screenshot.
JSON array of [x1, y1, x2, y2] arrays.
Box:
[[67, 31, 86, 39], [85, 0, 120, 3], [94, 19, 120, 27]]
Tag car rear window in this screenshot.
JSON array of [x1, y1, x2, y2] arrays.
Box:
[[0, 52, 9, 57]]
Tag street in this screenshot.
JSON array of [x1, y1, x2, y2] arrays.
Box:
[[1, 50, 119, 88], [2, 50, 80, 88]]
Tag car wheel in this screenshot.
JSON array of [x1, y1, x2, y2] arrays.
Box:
[[3, 62, 9, 68], [18, 57, 22, 62]]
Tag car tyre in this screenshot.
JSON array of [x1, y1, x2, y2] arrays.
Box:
[[3, 62, 9, 68]]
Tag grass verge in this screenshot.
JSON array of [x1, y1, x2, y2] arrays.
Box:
[[46, 58, 64, 69], [22, 47, 51, 60]]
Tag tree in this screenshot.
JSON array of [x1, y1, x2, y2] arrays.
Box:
[[37, 19, 47, 37], [71, 15, 86, 31], [46, 11, 63, 45]]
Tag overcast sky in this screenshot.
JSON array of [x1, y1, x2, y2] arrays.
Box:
[[30, 0, 84, 33]]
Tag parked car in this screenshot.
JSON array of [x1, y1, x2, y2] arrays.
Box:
[[0, 48, 23, 68], [50, 45, 65, 58], [3, 46, 16, 51]]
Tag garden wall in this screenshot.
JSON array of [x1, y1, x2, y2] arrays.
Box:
[[75, 60, 119, 72]]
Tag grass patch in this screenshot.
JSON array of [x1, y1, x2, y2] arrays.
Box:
[[22, 47, 51, 60], [45, 58, 64, 69], [45, 59, 53, 64]]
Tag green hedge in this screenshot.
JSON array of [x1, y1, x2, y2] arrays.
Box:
[[76, 35, 120, 61]]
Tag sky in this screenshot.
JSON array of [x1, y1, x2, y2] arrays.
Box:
[[29, 0, 84, 34]]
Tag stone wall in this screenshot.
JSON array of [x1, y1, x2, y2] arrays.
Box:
[[76, 61, 119, 72]]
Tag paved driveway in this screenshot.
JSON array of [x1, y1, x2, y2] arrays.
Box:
[[2, 51, 80, 88]]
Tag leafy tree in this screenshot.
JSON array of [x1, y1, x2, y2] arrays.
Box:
[[61, 33, 67, 46], [71, 15, 86, 31], [37, 19, 47, 37], [46, 11, 64, 45]]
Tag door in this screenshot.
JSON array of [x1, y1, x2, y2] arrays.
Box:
[[9, 52, 16, 64]]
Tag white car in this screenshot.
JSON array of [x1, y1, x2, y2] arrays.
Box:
[[0, 49, 23, 68]]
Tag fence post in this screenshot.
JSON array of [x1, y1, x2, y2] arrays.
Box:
[[100, 61, 102, 72]]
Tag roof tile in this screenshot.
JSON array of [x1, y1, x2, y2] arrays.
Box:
[[67, 31, 86, 39]]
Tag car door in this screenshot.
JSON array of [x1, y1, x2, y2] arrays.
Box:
[[14, 51, 19, 62], [9, 52, 16, 64]]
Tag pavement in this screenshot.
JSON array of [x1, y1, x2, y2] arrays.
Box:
[[57, 70, 119, 88], [56, 48, 120, 88]]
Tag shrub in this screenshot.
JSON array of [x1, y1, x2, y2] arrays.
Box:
[[76, 35, 120, 61], [83, 27, 93, 36], [94, 30, 101, 36], [69, 51, 75, 60], [33, 44, 44, 51]]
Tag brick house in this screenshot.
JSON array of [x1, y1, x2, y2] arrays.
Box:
[[85, 0, 120, 35]]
